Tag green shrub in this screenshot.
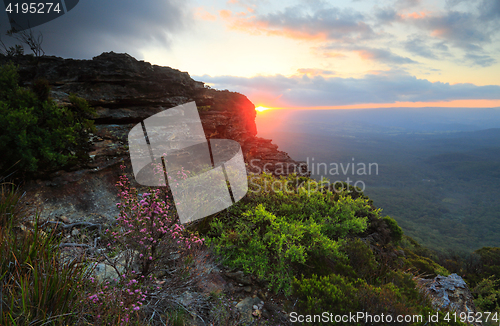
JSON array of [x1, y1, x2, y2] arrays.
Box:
[[32, 78, 51, 102], [338, 238, 379, 282], [474, 247, 500, 280], [383, 216, 403, 243], [210, 203, 341, 293], [293, 272, 466, 326], [292, 274, 361, 318], [0, 63, 96, 174], [292, 274, 420, 325], [473, 277, 500, 312], [208, 173, 372, 293]]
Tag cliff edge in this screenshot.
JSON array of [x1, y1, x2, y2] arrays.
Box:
[[3, 52, 307, 223]]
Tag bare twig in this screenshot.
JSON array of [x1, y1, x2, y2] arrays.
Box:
[[101, 252, 124, 279], [41, 220, 102, 233], [59, 243, 90, 249], [59, 236, 100, 255]]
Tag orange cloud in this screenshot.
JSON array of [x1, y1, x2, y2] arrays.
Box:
[[218, 10, 334, 41], [235, 11, 248, 17], [431, 28, 448, 37], [311, 47, 348, 59], [408, 11, 428, 19], [194, 7, 217, 21], [266, 29, 328, 41], [297, 68, 336, 77], [219, 9, 232, 19], [228, 18, 330, 41], [356, 49, 375, 61], [323, 52, 346, 58], [399, 11, 429, 20]]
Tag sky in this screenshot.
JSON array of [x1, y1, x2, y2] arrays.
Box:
[[0, 0, 499, 110]]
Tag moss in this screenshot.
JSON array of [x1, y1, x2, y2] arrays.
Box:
[[197, 105, 211, 112]]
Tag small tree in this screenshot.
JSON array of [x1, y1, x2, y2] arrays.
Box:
[[6, 27, 44, 57], [0, 41, 24, 57]]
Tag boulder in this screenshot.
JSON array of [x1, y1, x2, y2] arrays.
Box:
[[418, 273, 482, 326], [92, 249, 141, 283]]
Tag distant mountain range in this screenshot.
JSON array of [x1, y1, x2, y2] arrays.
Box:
[[257, 107, 500, 136]]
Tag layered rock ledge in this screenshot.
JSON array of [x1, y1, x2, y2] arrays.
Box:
[[2, 52, 307, 223]]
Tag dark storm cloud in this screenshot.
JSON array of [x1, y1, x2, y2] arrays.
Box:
[[403, 35, 454, 60], [395, 0, 421, 10], [356, 47, 417, 65], [478, 0, 500, 20], [411, 11, 491, 51], [0, 0, 190, 59], [404, 35, 439, 59], [445, 0, 473, 8], [196, 73, 500, 107], [322, 44, 417, 66], [404, 1, 499, 67], [464, 53, 496, 67], [374, 7, 401, 25], [231, 3, 379, 44]]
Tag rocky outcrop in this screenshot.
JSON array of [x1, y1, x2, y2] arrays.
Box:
[[418, 273, 482, 326], [2, 52, 307, 223]]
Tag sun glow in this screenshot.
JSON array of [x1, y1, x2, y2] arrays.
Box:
[[255, 106, 271, 112]]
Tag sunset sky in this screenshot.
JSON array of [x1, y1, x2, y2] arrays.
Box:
[[1, 0, 499, 109]]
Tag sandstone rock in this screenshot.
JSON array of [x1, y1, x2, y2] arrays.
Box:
[[196, 272, 228, 295], [93, 263, 120, 283], [93, 249, 141, 283], [236, 297, 263, 323], [418, 273, 482, 326], [225, 270, 253, 285]]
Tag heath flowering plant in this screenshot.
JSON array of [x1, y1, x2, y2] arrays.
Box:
[[111, 164, 204, 277], [84, 164, 204, 324]]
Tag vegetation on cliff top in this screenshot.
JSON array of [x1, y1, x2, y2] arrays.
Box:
[[0, 63, 96, 176], [0, 171, 478, 325]]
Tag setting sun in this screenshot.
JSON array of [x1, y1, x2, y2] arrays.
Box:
[[255, 106, 271, 112]]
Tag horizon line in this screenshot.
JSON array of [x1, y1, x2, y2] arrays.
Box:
[[255, 99, 500, 111]]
